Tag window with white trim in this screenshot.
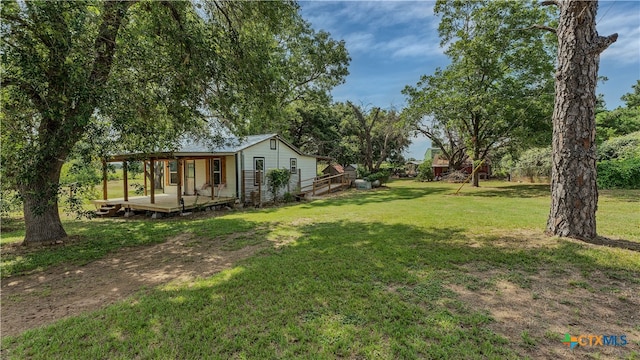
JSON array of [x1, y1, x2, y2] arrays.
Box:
[[213, 159, 221, 185], [168, 160, 178, 185]]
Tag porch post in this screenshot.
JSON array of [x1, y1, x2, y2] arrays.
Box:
[[257, 171, 262, 206], [177, 158, 183, 206], [150, 159, 156, 204], [102, 159, 108, 200], [143, 161, 148, 196], [123, 161, 129, 202], [209, 157, 214, 200]]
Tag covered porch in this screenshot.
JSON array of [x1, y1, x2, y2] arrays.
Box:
[[97, 152, 238, 216]]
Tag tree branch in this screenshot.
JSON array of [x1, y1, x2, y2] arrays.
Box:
[[592, 33, 618, 55], [90, 1, 134, 86], [532, 24, 557, 34], [541, 0, 559, 7]]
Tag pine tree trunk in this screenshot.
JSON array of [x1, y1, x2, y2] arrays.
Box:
[[546, 1, 617, 239], [21, 160, 67, 244]]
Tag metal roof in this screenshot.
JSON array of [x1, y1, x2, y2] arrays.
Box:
[[108, 133, 317, 161], [177, 133, 277, 154]]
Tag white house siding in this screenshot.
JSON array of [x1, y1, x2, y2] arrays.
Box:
[[297, 156, 317, 191], [240, 137, 316, 201]]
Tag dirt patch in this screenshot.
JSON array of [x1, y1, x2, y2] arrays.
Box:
[[449, 264, 640, 359], [1, 232, 269, 338]]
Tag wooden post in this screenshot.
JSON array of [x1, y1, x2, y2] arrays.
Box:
[[241, 171, 246, 203], [150, 159, 155, 204], [143, 161, 148, 196], [257, 170, 262, 206], [312, 179, 316, 196], [123, 161, 129, 202], [298, 169, 301, 191], [102, 159, 108, 200], [328, 179, 331, 193], [177, 159, 183, 206], [209, 158, 214, 200]]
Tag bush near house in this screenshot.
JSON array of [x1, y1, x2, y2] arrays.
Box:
[[266, 168, 292, 202]]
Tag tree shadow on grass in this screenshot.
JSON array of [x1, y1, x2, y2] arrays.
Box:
[[582, 236, 640, 252], [0, 217, 261, 278], [5, 218, 638, 359], [299, 185, 451, 209], [460, 184, 550, 199]]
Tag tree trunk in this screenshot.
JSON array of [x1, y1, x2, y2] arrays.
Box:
[[546, 1, 617, 239], [472, 168, 480, 187], [154, 161, 164, 190], [21, 161, 67, 244]]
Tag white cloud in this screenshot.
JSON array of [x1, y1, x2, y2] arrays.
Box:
[[380, 35, 444, 58], [335, 1, 435, 27], [597, 7, 640, 64], [343, 32, 377, 53]]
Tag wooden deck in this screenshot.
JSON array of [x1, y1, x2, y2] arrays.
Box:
[[91, 194, 236, 214]]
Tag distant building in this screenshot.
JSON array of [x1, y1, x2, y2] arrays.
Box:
[[405, 160, 423, 177], [322, 164, 357, 184]]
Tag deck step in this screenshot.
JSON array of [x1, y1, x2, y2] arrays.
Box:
[[100, 206, 117, 210], [95, 210, 110, 215]]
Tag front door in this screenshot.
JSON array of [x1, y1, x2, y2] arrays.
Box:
[[185, 160, 195, 195]]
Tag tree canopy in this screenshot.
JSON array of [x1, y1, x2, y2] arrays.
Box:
[[403, 0, 555, 186], [596, 80, 640, 144]]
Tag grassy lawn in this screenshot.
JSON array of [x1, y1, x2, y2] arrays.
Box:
[[2, 180, 639, 359]]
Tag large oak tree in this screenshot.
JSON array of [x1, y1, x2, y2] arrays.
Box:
[[403, 0, 555, 186]]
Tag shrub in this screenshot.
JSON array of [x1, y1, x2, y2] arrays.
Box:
[[597, 131, 640, 161], [365, 170, 391, 184], [266, 168, 291, 202], [282, 192, 295, 203], [493, 154, 514, 179], [513, 147, 552, 181], [597, 157, 640, 189], [416, 160, 434, 182], [356, 166, 370, 179]]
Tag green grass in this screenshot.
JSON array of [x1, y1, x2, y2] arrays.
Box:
[[2, 180, 639, 359]]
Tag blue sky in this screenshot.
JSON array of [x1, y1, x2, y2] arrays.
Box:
[[299, 1, 640, 160]]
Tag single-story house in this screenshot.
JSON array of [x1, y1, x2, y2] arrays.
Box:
[[97, 134, 319, 214]]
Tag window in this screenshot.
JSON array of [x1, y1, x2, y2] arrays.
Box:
[[270, 139, 277, 150], [168, 160, 178, 185], [212, 159, 221, 185], [290, 158, 297, 174], [254, 157, 265, 186]]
